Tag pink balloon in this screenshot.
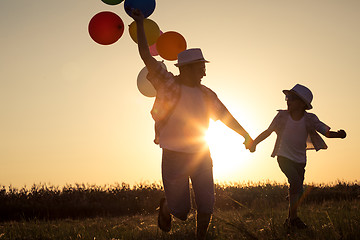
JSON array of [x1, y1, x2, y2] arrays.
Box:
[[149, 43, 158, 56], [149, 31, 163, 56]]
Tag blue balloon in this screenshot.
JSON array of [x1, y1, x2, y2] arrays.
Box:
[[124, 0, 156, 18]]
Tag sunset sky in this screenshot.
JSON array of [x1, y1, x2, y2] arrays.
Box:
[[1, 0, 359, 188]]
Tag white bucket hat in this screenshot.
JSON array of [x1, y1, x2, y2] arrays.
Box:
[[283, 84, 313, 110], [175, 48, 209, 67]]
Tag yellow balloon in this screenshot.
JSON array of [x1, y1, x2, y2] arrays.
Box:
[[129, 19, 160, 46], [137, 62, 166, 97]]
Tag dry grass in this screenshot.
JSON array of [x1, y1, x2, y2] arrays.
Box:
[[0, 182, 359, 239]]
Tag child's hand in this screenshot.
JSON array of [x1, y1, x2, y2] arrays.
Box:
[[338, 129, 346, 139], [249, 143, 256, 153]]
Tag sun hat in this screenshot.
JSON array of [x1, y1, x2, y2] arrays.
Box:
[[175, 48, 209, 67], [283, 84, 313, 110]]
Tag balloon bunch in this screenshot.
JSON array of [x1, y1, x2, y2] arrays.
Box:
[[88, 0, 188, 97]]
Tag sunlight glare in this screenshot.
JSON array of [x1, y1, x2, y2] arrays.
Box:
[[205, 120, 252, 181]]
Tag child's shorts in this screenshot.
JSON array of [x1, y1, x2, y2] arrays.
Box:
[[277, 156, 306, 195], [161, 148, 214, 221]]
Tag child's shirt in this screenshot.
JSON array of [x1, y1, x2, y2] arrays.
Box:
[[277, 116, 308, 163], [268, 110, 330, 161]]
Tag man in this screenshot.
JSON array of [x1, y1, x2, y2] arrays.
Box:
[[130, 9, 253, 239]]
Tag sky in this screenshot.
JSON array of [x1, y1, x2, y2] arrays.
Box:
[[1, 0, 359, 188]]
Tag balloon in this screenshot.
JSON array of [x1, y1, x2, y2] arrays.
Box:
[[149, 31, 162, 56], [88, 12, 124, 45], [128, 19, 160, 46], [149, 43, 158, 56], [156, 31, 187, 61], [101, 0, 124, 5], [137, 61, 166, 97], [124, 0, 156, 18]]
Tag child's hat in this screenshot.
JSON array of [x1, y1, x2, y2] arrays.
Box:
[[283, 84, 313, 110], [175, 48, 209, 67]]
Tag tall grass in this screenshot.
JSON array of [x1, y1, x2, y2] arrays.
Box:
[[0, 181, 359, 222], [0, 181, 359, 239], [0, 182, 163, 221]]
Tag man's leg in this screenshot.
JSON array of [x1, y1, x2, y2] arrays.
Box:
[[190, 150, 214, 239], [158, 197, 171, 232], [162, 149, 192, 221], [196, 212, 212, 240]]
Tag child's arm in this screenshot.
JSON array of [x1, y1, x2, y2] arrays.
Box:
[[311, 113, 346, 139], [325, 129, 346, 139], [249, 111, 280, 152], [249, 129, 273, 152]]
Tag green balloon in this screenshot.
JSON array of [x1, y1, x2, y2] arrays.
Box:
[[101, 0, 124, 5]]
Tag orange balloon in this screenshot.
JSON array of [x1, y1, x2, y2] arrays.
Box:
[[156, 31, 187, 61]]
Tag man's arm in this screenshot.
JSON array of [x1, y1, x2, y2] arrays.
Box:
[[130, 9, 158, 72], [219, 113, 253, 149], [207, 90, 253, 149]]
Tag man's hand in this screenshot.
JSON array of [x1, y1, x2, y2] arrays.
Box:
[[243, 135, 253, 150], [128, 8, 144, 22]]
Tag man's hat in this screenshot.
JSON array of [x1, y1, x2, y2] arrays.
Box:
[[175, 48, 209, 67], [283, 84, 313, 110]]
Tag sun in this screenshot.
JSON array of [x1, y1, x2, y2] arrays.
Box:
[[205, 120, 251, 181]]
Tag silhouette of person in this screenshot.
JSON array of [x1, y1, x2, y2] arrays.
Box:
[[129, 9, 253, 239], [250, 84, 346, 230]]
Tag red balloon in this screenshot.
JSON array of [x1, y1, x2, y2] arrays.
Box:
[[88, 11, 124, 45], [156, 31, 187, 61]]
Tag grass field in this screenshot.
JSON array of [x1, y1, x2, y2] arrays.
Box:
[[0, 182, 359, 239]]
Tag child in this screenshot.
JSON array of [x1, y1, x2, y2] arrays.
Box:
[[250, 84, 346, 229]]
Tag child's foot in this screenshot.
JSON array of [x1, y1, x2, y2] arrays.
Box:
[[287, 217, 308, 229]]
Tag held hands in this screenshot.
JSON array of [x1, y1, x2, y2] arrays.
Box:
[[243, 134, 254, 151], [243, 134, 257, 152], [249, 143, 256, 153]]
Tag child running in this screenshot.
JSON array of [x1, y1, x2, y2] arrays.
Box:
[[249, 84, 346, 229]]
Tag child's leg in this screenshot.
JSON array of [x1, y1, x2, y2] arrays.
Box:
[[289, 193, 301, 219], [277, 156, 306, 219]]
